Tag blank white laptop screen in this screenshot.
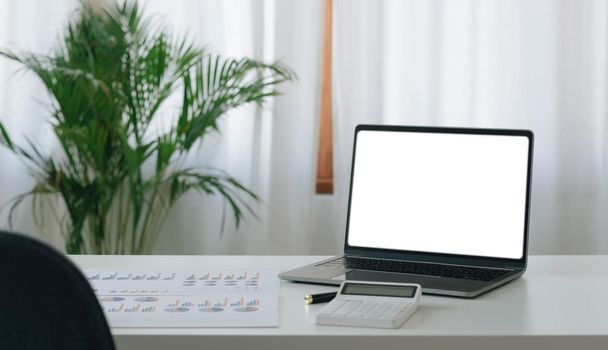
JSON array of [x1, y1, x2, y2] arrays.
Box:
[[347, 130, 530, 260]]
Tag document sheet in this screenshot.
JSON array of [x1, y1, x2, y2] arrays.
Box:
[[85, 269, 280, 328]]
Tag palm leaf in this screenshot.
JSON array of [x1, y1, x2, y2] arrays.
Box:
[[0, 0, 294, 254]]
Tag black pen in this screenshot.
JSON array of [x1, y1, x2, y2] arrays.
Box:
[[304, 292, 337, 305]]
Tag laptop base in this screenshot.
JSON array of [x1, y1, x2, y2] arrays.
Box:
[[278, 256, 524, 298]]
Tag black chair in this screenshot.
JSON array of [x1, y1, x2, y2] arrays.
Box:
[[0, 230, 115, 350]]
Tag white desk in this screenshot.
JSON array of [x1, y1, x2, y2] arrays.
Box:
[[71, 255, 608, 350]]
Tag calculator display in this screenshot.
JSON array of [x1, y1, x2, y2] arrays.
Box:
[[342, 283, 416, 298]]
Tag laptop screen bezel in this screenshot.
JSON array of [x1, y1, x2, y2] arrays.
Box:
[[343, 124, 534, 269]]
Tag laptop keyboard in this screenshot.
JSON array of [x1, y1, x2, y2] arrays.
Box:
[[321, 257, 511, 282]]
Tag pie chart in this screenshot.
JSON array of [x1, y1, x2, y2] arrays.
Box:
[[134, 296, 159, 302], [234, 306, 258, 312], [99, 297, 125, 302], [199, 307, 224, 312], [165, 307, 190, 312]]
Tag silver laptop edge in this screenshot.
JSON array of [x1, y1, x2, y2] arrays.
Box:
[[279, 125, 533, 298]]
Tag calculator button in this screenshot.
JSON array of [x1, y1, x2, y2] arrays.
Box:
[[329, 301, 345, 308]]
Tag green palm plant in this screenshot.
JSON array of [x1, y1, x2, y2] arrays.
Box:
[[0, 1, 293, 254]]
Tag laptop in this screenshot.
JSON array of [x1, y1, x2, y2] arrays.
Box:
[[279, 124, 534, 297]]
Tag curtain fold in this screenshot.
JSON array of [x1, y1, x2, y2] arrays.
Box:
[[3, 0, 607, 255], [0, 0, 80, 248], [0, 0, 325, 254], [333, 0, 608, 254]]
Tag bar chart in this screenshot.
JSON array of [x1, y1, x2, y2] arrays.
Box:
[[86, 269, 279, 327]]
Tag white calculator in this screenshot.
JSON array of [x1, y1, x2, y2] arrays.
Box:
[[316, 281, 421, 329]]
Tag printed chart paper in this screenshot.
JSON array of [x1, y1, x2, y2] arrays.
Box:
[[85, 269, 280, 328]]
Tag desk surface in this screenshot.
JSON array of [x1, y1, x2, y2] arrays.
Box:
[[71, 255, 608, 350]]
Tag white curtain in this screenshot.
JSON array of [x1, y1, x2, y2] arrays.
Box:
[[141, 0, 325, 254], [333, 0, 608, 254], [0, 0, 326, 254], [0, 0, 80, 247], [3, 0, 608, 256]]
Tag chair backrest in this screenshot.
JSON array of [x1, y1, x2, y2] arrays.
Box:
[[0, 231, 115, 350]]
